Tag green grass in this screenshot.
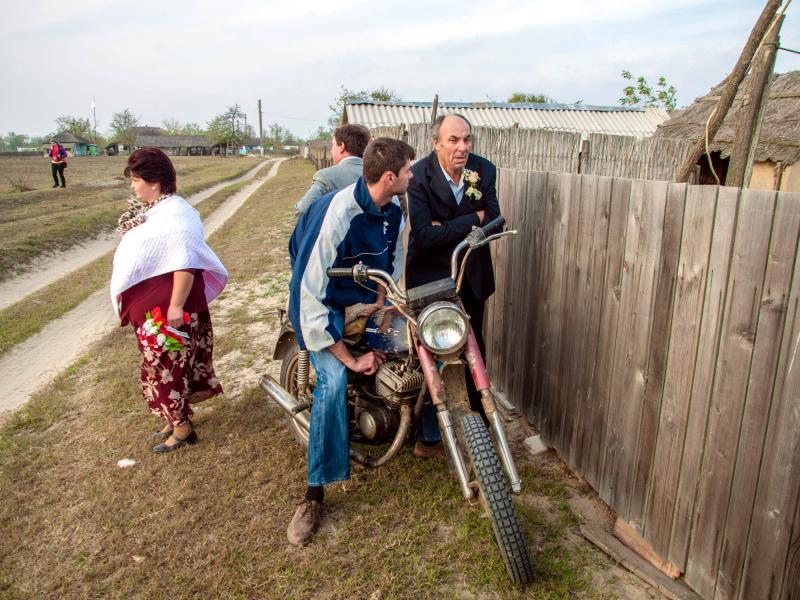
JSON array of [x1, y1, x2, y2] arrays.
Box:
[[0, 159, 621, 599]]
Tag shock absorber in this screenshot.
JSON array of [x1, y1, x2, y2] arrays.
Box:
[[296, 349, 309, 392]]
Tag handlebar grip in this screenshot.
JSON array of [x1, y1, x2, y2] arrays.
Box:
[[326, 267, 353, 278], [481, 216, 506, 236]]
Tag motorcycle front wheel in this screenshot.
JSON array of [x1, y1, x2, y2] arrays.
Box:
[[462, 413, 534, 585], [278, 342, 312, 448]]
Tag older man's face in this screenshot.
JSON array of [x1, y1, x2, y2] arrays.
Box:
[[434, 116, 472, 176]]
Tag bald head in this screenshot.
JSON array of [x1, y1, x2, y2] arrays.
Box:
[[433, 114, 473, 179]]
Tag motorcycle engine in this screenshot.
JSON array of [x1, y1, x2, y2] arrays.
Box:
[[353, 360, 424, 443], [374, 360, 424, 410]]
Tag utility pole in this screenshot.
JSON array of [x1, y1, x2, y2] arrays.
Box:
[[92, 97, 97, 147], [675, 0, 782, 183], [727, 14, 784, 188], [258, 99, 264, 157]]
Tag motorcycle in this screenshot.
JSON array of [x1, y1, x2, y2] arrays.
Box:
[[260, 216, 533, 584]]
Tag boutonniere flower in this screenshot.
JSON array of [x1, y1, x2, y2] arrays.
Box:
[[463, 169, 482, 201]]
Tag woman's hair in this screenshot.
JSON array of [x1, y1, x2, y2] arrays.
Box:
[[124, 148, 177, 195]]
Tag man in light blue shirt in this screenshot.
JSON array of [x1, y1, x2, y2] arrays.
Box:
[[295, 124, 370, 216]]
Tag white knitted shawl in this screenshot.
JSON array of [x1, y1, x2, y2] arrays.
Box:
[[110, 195, 228, 318]]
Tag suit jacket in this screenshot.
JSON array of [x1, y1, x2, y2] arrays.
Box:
[[406, 151, 500, 302], [294, 156, 363, 216]]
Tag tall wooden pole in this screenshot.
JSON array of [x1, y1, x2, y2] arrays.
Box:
[[727, 14, 784, 188], [258, 99, 264, 149], [431, 94, 439, 124], [675, 0, 782, 183]]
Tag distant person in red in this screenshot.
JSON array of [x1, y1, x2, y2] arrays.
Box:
[[110, 148, 229, 453], [48, 140, 67, 188]]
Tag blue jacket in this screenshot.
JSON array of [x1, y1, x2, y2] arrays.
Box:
[[288, 177, 404, 351]]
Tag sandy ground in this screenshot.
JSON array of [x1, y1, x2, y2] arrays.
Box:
[[0, 158, 286, 414], [0, 159, 272, 311]]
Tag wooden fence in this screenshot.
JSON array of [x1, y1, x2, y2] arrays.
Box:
[[306, 124, 694, 181], [483, 168, 800, 599]]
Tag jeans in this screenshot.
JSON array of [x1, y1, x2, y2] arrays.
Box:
[[307, 339, 350, 486], [51, 162, 65, 186]]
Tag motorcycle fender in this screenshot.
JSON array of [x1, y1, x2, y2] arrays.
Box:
[[440, 362, 470, 413], [273, 326, 296, 361]]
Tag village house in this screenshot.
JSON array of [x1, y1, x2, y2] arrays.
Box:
[[50, 133, 98, 157]]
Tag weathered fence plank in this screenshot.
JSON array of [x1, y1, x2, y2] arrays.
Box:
[[537, 173, 574, 443], [628, 179, 682, 534], [556, 173, 586, 463], [644, 183, 711, 558], [584, 177, 631, 489], [525, 172, 551, 426], [669, 186, 739, 570], [715, 190, 800, 599], [686, 188, 776, 599], [565, 174, 603, 472], [739, 193, 800, 600]]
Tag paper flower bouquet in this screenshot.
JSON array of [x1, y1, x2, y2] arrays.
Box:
[[136, 306, 190, 354]]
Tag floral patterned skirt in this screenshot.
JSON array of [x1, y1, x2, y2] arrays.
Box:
[[134, 310, 223, 427]]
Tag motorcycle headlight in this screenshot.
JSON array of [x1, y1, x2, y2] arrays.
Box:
[[417, 302, 469, 355]]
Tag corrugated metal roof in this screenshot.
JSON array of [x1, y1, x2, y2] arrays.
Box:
[[345, 101, 668, 139]]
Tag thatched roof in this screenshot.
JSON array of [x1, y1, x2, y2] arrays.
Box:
[[134, 135, 213, 148], [654, 70, 800, 165], [53, 133, 93, 144]]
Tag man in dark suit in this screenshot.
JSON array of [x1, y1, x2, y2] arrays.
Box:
[[406, 114, 501, 456]]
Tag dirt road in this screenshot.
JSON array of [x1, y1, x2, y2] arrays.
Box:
[[0, 159, 286, 414]]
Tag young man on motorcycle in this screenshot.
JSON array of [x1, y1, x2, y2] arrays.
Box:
[[285, 137, 416, 546], [405, 114, 501, 456]]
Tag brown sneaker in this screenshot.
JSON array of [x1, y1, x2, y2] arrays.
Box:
[[286, 499, 323, 546], [414, 440, 445, 459]]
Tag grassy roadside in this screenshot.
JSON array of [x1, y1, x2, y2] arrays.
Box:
[[0, 157, 262, 282], [0, 158, 628, 599], [0, 166, 268, 357]]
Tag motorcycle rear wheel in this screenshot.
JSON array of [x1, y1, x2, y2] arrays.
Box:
[[278, 343, 312, 448], [462, 413, 534, 585]]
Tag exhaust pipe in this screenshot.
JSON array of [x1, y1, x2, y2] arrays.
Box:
[[260, 374, 311, 431]]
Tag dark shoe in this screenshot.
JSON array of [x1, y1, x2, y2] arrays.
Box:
[[60, 184, 66, 188], [414, 440, 445, 459], [152, 430, 197, 453], [52, 184, 59, 188], [286, 499, 323, 546]]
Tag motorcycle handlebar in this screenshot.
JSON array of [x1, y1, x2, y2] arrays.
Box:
[[481, 215, 505, 236], [327, 267, 354, 278]]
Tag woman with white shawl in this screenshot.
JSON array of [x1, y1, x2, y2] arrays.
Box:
[[110, 148, 228, 453]]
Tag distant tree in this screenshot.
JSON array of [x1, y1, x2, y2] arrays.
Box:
[[312, 125, 333, 141], [507, 92, 555, 104], [181, 122, 204, 135], [327, 86, 401, 129], [3, 132, 28, 151], [162, 118, 182, 136], [265, 123, 293, 149], [109, 109, 140, 145], [54, 115, 92, 138], [619, 70, 677, 111], [207, 105, 249, 150]]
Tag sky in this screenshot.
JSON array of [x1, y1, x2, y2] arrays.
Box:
[[1, 0, 798, 139]]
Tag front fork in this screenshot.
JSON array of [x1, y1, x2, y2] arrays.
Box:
[[416, 331, 523, 499]]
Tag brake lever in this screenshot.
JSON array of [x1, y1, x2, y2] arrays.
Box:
[[465, 226, 488, 249]]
